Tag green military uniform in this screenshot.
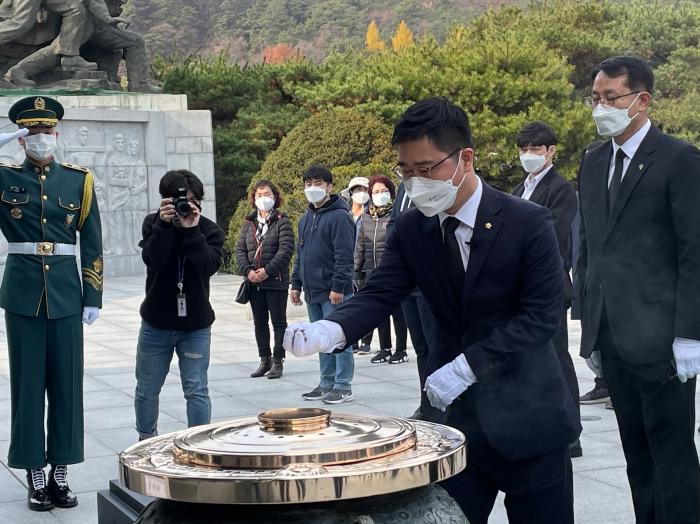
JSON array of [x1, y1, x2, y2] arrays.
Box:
[[0, 96, 103, 469]]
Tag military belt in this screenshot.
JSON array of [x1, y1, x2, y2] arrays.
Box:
[[7, 242, 76, 256]]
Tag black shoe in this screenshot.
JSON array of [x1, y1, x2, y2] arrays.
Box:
[[47, 465, 78, 508], [388, 349, 408, 364], [26, 469, 54, 512], [301, 386, 332, 401], [569, 439, 583, 458], [250, 357, 272, 377], [267, 358, 284, 379], [370, 349, 392, 363], [579, 384, 610, 404], [322, 389, 353, 405], [357, 344, 372, 355]]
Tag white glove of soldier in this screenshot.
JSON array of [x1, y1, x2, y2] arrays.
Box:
[[672, 337, 700, 383], [283, 320, 346, 357], [82, 306, 100, 325], [424, 354, 478, 412], [0, 128, 28, 148]]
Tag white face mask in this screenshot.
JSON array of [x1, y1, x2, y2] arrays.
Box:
[[304, 186, 327, 204], [23, 132, 57, 160], [404, 150, 464, 217], [592, 93, 641, 137], [519, 152, 547, 174], [372, 192, 391, 207], [255, 196, 275, 212], [351, 191, 369, 205]]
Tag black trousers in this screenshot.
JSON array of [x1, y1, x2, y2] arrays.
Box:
[[441, 397, 574, 524], [248, 286, 288, 359], [553, 309, 581, 430], [401, 292, 439, 418], [376, 305, 407, 351], [598, 314, 699, 524]]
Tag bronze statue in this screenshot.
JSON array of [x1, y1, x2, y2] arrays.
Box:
[[0, 0, 160, 92]]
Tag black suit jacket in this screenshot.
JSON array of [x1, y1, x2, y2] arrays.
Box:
[[512, 168, 577, 302], [327, 182, 581, 461], [577, 125, 700, 363]]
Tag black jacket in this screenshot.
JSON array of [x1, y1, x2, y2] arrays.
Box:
[[139, 214, 224, 331], [235, 209, 295, 291], [512, 168, 577, 302], [577, 125, 700, 363], [328, 183, 580, 461]]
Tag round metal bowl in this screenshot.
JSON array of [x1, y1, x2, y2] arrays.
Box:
[[119, 408, 466, 505]]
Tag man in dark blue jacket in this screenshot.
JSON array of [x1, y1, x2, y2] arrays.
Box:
[[284, 98, 579, 523], [290, 165, 356, 405]]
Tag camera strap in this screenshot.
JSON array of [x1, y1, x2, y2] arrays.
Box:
[[177, 256, 187, 317]]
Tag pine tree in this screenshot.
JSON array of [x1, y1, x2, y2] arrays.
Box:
[[391, 20, 414, 52], [365, 20, 386, 51]]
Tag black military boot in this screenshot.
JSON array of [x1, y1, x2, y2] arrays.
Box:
[[267, 358, 284, 379], [250, 357, 272, 377], [26, 468, 54, 512], [47, 465, 78, 508]]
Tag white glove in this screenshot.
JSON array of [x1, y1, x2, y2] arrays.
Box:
[[585, 350, 604, 378], [82, 306, 100, 325], [672, 337, 700, 383], [424, 354, 478, 412], [283, 320, 346, 357], [0, 128, 28, 148]]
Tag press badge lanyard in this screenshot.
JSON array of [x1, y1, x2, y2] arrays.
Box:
[[177, 256, 187, 317]]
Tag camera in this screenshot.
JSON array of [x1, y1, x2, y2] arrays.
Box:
[[174, 187, 192, 217]]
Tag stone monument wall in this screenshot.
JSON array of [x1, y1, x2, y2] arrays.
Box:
[[0, 94, 216, 278]]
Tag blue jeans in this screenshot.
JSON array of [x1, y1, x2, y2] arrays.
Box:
[[134, 321, 212, 438], [307, 295, 354, 391]]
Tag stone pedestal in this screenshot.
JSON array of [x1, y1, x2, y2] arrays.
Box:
[[0, 93, 216, 278]]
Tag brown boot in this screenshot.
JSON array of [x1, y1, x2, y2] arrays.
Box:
[[250, 357, 272, 377], [267, 358, 284, 379]]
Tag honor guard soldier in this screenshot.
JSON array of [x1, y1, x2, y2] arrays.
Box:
[[0, 96, 103, 511]]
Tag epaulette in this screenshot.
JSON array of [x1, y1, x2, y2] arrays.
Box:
[[60, 162, 90, 173], [0, 162, 22, 169]]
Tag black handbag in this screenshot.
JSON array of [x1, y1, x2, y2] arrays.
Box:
[[235, 280, 250, 304]]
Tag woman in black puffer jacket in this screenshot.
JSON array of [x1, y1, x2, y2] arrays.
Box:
[[236, 180, 295, 379], [354, 175, 408, 365]]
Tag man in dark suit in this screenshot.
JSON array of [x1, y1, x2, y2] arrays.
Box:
[[511, 121, 581, 457], [578, 56, 700, 523], [284, 97, 580, 523]]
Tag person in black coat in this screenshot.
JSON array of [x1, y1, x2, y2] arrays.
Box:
[[578, 56, 700, 522], [236, 179, 295, 379], [511, 121, 581, 457], [284, 97, 579, 523]]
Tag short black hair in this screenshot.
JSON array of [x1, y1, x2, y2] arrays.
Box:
[[592, 56, 654, 94], [302, 164, 333, 184], [159, 169, 204, 200], [392, 97, 473, 153], [516, 121, 558, 148]]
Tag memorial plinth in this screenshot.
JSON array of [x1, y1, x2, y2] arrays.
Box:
[[0, 93, 216, 278]]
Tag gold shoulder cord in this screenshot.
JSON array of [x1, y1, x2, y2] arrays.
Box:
[[77, 170, 94, 230]]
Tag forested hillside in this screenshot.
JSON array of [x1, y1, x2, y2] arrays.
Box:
[[125, 0, 527, 61]]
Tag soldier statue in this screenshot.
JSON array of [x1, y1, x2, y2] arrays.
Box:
[[0, 96, 103, 512]]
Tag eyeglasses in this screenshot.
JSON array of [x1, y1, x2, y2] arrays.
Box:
[[584, 91, 640, 108], [392, 148, 460, 180]]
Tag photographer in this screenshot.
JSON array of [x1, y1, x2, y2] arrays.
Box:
[[134, 170, 224, 440]]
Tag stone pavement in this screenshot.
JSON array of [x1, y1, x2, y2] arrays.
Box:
[[0, 274, 698, 523]]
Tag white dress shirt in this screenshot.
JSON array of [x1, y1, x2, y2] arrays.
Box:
[[438, 176, 483, 271], [521, 164, 553, 201], [608, 119, 651, 187]]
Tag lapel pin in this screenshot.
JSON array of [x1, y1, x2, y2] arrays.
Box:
[[485, 222, 492, 230], [639, 164, 644, 170]]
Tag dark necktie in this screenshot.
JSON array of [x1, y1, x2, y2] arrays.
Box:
[[443, 217, 465, 289], [608, 148, 626, 216]]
